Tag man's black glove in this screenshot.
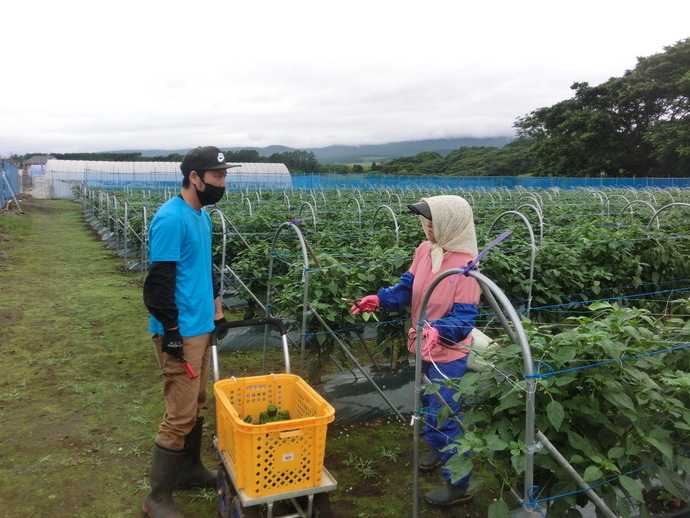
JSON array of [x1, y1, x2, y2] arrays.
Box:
[[161, 328, 184, 359], [214, 317, 228, 340]]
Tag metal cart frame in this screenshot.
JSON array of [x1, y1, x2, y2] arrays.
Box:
[[211, 318, 337, 518]]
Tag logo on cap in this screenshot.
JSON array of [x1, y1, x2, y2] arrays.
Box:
[[217, 153, 225, 163]]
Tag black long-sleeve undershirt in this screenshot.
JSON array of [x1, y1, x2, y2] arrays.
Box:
[[143, 261, 221, 330], [143, 261, 178, 330]]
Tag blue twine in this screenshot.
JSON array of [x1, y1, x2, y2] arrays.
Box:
[[495, 285, 690, 316], [525, 343, 690, 379], [522, 486, 547, 517]]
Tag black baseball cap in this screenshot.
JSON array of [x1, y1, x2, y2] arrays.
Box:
[[180, 146, 240, 176], [407, 200, 432, 220]]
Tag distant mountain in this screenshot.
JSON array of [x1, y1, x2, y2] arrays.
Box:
[[303, 137, 513, 163], [129, 137, 513, 164]]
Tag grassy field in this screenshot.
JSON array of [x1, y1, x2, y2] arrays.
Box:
[[0, 198, 500, 518]]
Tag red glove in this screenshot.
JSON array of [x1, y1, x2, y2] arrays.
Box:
[[350, 295, 380, 315]]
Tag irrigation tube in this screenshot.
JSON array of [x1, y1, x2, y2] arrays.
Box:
[[411, 269, 537, 517]]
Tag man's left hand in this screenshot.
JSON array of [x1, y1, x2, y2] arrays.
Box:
[[214, 317, 228, 340]]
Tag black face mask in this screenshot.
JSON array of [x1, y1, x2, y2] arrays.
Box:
[[195, 181, 225, 206]]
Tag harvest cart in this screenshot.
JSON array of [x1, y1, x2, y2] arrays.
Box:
[[211, 318, 337, 518]]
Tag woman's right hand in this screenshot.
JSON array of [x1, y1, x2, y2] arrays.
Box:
[[350, 295, 380, 315]]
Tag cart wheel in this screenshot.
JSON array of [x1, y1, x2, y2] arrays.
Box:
[[217, 470, 235, 518], [229, 496, 262, 518]]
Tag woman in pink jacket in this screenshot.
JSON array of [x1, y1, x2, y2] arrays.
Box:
[[352, 195, 480, 507]]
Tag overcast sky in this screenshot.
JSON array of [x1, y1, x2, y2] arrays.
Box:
[[2, 0, 688, 156]]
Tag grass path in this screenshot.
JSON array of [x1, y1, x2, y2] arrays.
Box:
[[0, 199, 218, 517]]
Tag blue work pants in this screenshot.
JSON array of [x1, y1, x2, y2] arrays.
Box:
[[421, 356, 471, 485]]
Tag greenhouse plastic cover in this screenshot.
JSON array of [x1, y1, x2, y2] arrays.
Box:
[[36, 159, 292, 198]]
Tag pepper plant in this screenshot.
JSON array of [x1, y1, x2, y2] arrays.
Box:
[[432, 301, 690, 517]]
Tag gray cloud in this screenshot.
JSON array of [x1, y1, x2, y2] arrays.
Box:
[[1, 0, 688, 156]]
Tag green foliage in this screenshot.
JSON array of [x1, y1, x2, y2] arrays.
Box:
[[515, 37, 690, 177], [378, 146, 529, 177], [437, 302, 690, 516]]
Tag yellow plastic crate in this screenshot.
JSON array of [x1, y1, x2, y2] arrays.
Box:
[[214, 373, 335, 498]]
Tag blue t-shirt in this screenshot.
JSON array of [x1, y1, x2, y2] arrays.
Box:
[[147, 196, 215, 337]]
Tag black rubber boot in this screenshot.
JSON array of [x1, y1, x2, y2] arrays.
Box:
[[424, 481, 473, 507], [142, 444, 185, 518], [175, 417, 218, 489], [418, 448, 441, 472]]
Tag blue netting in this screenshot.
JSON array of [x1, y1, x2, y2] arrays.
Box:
[[1, 161, 20, 207], [290, 173, 690, 191]]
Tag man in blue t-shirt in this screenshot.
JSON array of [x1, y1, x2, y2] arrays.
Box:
[[142, 146, 237, 518]]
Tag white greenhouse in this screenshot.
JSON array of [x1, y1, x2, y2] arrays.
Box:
[[30, 159, 292, 199]]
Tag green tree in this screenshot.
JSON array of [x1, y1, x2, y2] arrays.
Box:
[[224, 149, 264, 162], [632, 38, 690, 176], [445, 146, 527, 176], [269, 150, 320, 173], [515, 37, 690, 177]]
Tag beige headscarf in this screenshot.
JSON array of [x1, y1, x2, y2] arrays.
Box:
[[419, 195, 478, 273]]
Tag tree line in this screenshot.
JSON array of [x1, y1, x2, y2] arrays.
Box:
[[16, 37, 688, 177], [380, 37, 688, 178]]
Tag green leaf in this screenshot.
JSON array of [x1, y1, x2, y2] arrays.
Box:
[[601, 389, 635, 411], [436, 405, 451, 428], [583, 465, 603, 483], [618, 475, 643, 502], [546, 399, 564, 431], [589, 301, 613, 312], [623, 325, 641, 341], [607, 446, 625, 459], [488, 500, 510, 518], [599, 338, 621, 360], [647, 436, 674, 459], [444, 452, 473, 483], [657, 468, 689, 501], [567, 431, 595, 456], [485, 434, 509, 452]]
